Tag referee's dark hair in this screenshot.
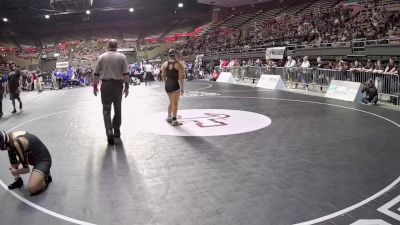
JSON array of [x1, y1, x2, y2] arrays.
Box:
[[107, 39, 118, 51]]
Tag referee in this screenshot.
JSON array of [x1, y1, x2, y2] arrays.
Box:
[[93, 39, 129, 145]]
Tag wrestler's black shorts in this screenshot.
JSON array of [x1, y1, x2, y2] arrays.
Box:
[[32, 161, 51, 178]]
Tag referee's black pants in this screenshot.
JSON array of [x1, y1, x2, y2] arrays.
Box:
[[101, 80, 123, 138]]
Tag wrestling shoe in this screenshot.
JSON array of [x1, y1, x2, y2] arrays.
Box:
[[45, 175, 52, 188], [171, 120, 182, 126], [8, 178, 23, 189], [106, 129, 114, 145]]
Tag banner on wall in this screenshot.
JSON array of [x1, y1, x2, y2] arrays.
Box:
[[56, 61, 69, 69], [265, 47, 286, 60]]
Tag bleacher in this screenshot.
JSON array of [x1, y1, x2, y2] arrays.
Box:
[[301, 0, 339, 15], [211, 0, 340, 32], [241, 7, 285, 27], [378, 0, 400, 10], [283, 1, 316, 16], [205, 15, 235, 33], [220, 13, 256, 28]]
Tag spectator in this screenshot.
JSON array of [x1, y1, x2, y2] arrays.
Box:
[[385, 58, 398, 75], [284, 56, 297, 86], [384, 58, 398, 94], [361, 79, 378, 105], [0, 73, 5, 118], [7, 64, 23, 114], [298, 56, 311, 90], [315, 57, 327, 91], [220, 59, 229, 72], [143, 62, 154, 86], [210, 69, 219, 81], [362, 60, 374, 72]]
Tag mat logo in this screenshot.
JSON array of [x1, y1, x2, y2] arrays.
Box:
[[183, 91, 220, 97], [351, 219, 392, 225], [187, 113, 230, 128], [327, 85, 337, 93], [136, 109, 272, 136], [377, 195, 400, 222], [266, 77, 280, 83]]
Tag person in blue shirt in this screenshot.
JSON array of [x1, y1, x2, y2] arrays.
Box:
[[66, 66, 74, 88]]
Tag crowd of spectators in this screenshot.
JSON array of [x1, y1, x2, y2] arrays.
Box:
[[171, 1, 400, 57], [214, 56, 398, 75]]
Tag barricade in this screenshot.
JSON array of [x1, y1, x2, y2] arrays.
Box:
[[213, 65, 399, 106]]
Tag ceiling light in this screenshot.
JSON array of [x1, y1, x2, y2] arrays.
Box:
[[86, 10, 91, 15], [3, 18, 8, 22], [45, 15, 50, 19], [129, 8, 134, 13], [178, 3, 183, 8]]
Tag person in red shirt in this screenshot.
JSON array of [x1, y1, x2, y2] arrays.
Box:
[[31, 72, 37, 91], [210, 69, 219, 81], [220, 59, 229, 72]]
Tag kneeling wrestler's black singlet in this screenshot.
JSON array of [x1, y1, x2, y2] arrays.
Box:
[[8, 132, 52, 178]]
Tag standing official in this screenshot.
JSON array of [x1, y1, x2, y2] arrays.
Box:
[[93, 39, 129, 145]]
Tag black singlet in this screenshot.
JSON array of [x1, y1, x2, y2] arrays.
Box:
[[8, 132, 52, 167], [165, 61, 180, 93]]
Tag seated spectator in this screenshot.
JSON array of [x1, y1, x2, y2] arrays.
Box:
[[210, 69, 219, 81], [361, 79, 378, 105]]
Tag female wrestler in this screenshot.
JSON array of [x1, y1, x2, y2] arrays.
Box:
[[161, 49, 185, 126]]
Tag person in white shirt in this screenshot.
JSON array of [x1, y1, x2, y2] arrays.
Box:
[[143, 62, 154, 86], [284, 56, 297, 88], [153, 65, 161, 81], [298, 56, 311, 91]]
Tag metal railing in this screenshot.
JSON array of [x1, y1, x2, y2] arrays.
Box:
[[214, 65, 400, 105], [202, 36, 400, 57]]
